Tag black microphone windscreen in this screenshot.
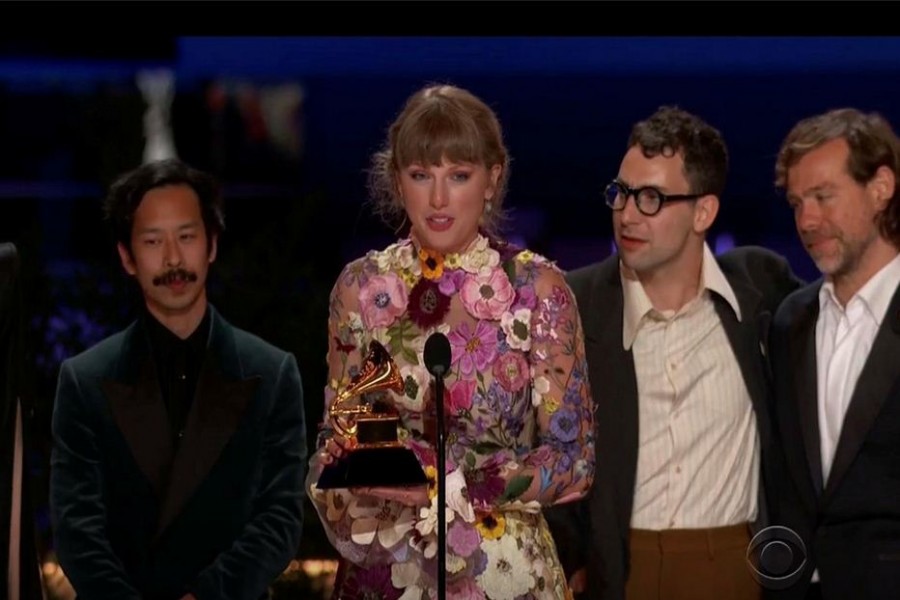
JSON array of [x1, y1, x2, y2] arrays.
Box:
[[423, 332, 452, 378]]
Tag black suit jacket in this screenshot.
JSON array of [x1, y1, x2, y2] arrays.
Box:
[[545, 246, 803, 600], [50, 305, 307, 600], [770, 278, 900, 600]]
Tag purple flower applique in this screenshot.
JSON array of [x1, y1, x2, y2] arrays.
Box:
[[448, 320, 499, 378]]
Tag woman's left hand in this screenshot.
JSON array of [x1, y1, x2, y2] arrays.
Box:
[[351, 485, 430, 507]]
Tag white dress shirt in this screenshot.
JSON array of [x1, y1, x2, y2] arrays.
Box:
[[816, 253, 900, 482], [624, 243, 759, 530]]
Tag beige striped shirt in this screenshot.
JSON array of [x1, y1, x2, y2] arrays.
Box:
[[623, 243, 758, 530]]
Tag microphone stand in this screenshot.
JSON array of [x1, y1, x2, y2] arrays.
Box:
[[433, 367, 447, 600], [423, 331, 451, 600]]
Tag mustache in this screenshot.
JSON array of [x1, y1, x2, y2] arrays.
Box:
[[152, 268, 199, 286]]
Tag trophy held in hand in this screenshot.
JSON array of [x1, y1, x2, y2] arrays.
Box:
[[316, 340, 428, 489]]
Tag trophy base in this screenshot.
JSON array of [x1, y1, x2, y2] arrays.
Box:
[[316, 446, 428, 490]]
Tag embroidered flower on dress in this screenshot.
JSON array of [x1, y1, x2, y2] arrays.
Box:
[[459, 236, 500, 274], [343, 563, 402, 600], [444, 251, 462, 270], [515, 249, 535, 264], [447, 518, 481, 558], [500, 307, 532, 351], [531, 374, 551, 407], [447, 577, 487, 600], [448, 320, 499, 378], [492, 352, 530, 394], [549, 406, 580, 443], [418, 247, 445, 280], [474, 511, 506, 540], [407, 277, 451, 330], [358, 273, 408, 329], [333, 334, 356, 355], [513, 284, 538, 311], [437, 268, 467, 296], [343, 311, 367, 348], [466, 459, 506, 507], [324, 489, 348, 521], [413, 495, 455, 559], [397, 364, 429, 412], [424, 465, 438, 500], [375, 240, 418, 275], [447, 467, 476, 523], [348, 496, 415, 549], [446, 379, 476, 416], [460, 269, 515, 320], [391, 561, 426, 600], [477, 535, 536, 600]]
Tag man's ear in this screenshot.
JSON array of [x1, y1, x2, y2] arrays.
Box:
[[208, 234, 218, 264], [117, 242, 137, 276], [868, 165, 896, 211], [693, 194, 719, 234]]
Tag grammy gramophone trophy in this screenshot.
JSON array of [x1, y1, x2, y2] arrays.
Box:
[[316, 340, 428, 490]]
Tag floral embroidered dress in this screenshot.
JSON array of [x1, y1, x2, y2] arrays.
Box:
[[307, 233, 595, 600]]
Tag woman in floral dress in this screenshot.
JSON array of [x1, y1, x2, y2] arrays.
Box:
[[307, 83, 595, 600]]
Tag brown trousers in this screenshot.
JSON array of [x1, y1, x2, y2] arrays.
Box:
[[625, 523, 761, 600]]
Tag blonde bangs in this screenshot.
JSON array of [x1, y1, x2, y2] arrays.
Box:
[[392, 101, 489, 169]]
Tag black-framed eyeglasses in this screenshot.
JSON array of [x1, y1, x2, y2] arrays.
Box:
[[604, 179, 705, 216]]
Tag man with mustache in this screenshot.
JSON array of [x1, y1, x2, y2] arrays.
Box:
[[50, 159, 307, 600], [767, 108, 900, 600], [545, 106, 802, 600]]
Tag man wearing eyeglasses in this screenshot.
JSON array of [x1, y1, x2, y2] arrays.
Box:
[[545, 106, 803, 600]]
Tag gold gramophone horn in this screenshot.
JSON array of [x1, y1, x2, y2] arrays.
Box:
[[328, 340, 404, 439]]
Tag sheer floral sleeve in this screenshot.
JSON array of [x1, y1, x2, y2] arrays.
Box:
[[306, 256, 410, 568], [448, 250, 594, 516]]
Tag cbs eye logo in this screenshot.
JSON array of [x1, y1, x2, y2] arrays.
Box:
[[746, 526, 807, 589]]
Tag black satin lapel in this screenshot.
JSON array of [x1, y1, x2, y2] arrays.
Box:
[[591, 272, 639, 532], [605, 340, 639, 497], [716, 299, 770, 415], [156, 360, 259, 535], [102, 360, 174, 497], [792, 305, 824, 496], [823, 288, 900, 502]]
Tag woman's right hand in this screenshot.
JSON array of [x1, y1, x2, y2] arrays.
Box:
[[319, 434, 356, 465]]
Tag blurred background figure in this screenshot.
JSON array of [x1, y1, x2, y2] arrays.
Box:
[[2, 242, 44, 600], [138, 68, 179, 163]]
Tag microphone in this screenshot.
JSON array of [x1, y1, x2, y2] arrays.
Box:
[[424, 332, 451, 379], [423, 331, 451, 599]]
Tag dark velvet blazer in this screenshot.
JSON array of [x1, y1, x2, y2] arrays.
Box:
[[545, 246, 803, 600], [50, 304, 307, 600], [769, 278, 900, 600]]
